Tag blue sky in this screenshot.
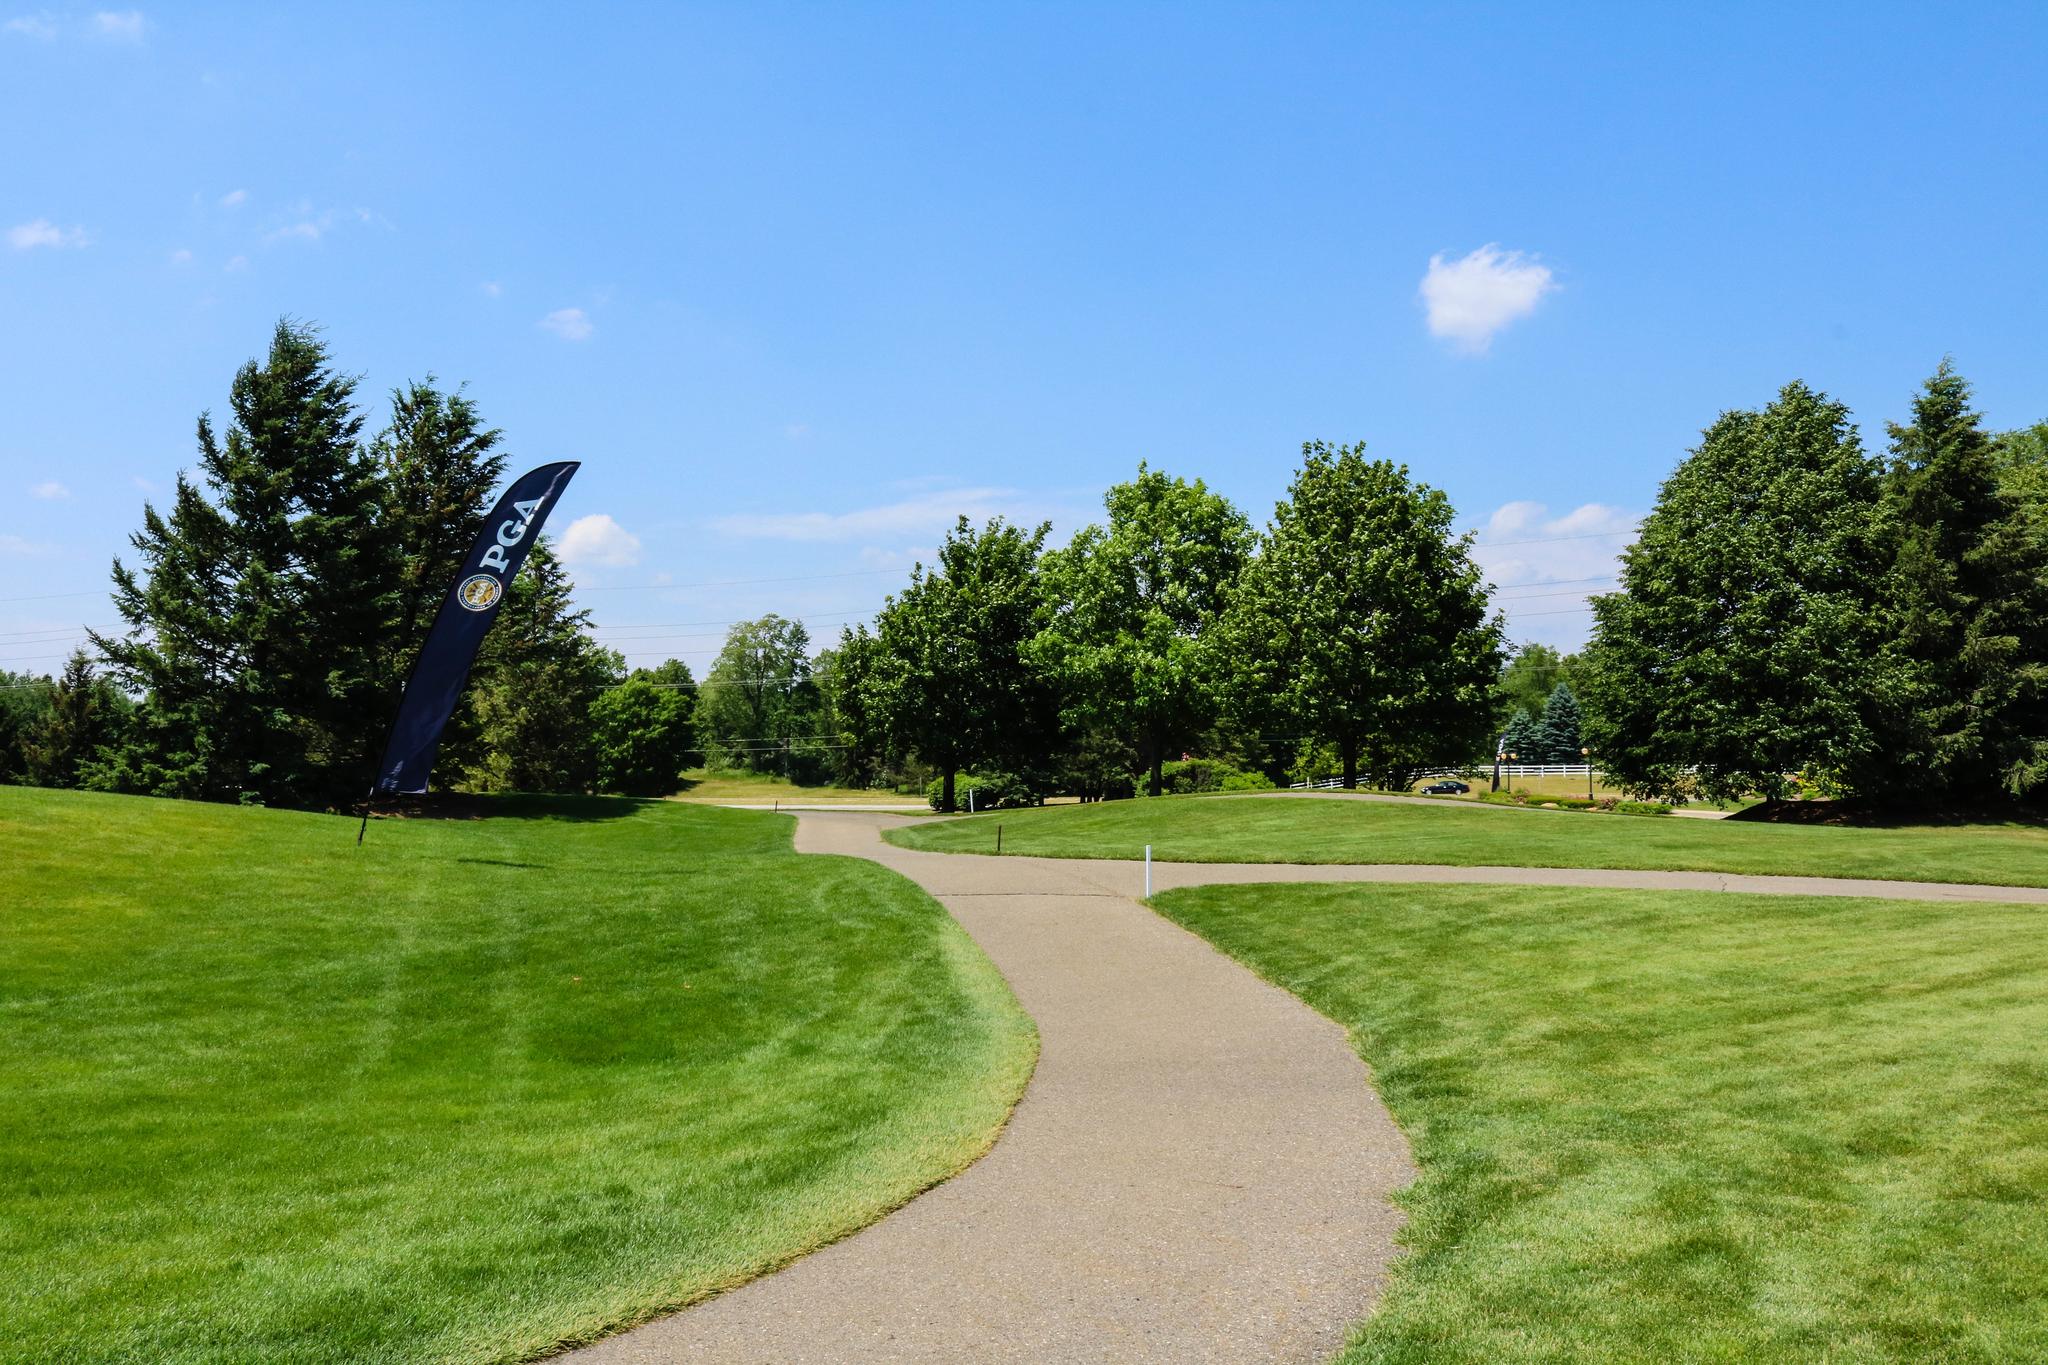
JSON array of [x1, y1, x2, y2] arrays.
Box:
[[6, 3, 2046, 678]]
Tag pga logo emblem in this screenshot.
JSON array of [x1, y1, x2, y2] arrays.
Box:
[[455, 496, 545, 612]]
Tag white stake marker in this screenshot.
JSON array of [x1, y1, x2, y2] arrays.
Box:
[[1144, 844, 1152, 898]]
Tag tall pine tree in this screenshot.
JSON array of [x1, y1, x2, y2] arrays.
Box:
[[1533, 682, 1584, 762], [92, 321, 390, 806], [1877, 364, 2048, 799]]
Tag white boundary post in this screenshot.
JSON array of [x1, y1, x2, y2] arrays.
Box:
[[1144, 844, 1152, 898]]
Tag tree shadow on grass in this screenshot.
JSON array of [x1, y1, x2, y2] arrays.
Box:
[[1729, 798, 2048, 830], [369, 792, 656, 824]]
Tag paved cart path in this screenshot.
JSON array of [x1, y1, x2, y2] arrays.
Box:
[[572, 812, 2048, 1365], [569, 811, 1418, 1364]]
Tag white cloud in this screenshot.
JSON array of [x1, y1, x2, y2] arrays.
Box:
[[557, 513, 642, 567], [223, 254, 248, 272], [539, 306, 593, 341], [8, 218, 87, 250], [30, 480, 69, 499], [479, 280, 502, 297], [1468, 500, 1639, 648], [218, 188, 247, 209], [4, 13, 57, 38], [168, 247, 192, 264], [1419, 244, 1556, 353], [714, 486, 1050, 544], [0, 533, 47, 555], [90, 9, 144, 40]]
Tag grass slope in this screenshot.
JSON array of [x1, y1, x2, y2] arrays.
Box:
[[1154, 882, 2048, 1364], [671, 768, 926, 806], [887, 794, 2048, 888], [0, 787, 1034, 1365]]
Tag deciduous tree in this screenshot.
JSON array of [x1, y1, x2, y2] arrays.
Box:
[[1579, 382, 1892, 802], [1036, 465, 1252, 796], [1225, 443, 1503, 789]]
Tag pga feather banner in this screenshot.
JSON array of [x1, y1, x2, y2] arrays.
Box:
[[371, 461, 580, 796]]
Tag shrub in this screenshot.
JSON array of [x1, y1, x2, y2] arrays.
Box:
[[927, 770, 1042, 812], [1617, 800, 1673, 815], [1155, 758, 1276, 795]]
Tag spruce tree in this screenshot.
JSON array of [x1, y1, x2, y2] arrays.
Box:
[[1533, 682, 1583, 762], [93, 321, 389, 806], [1877, 364, 2048, 800], [22, 651, 123, 787], [462, 541, 621, 792], [1498, 710, 1540, 763]]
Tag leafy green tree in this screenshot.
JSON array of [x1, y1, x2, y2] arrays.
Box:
[[818, 628, 888, 787], [695, 615, 821, 777], [464, 541, 622, 792], [23, 651, 126, 787], [591, 674, 695, 796], [92, 320, 390, 807], [872, 517, 1057, 811], [1532, 682, 1584, 763], [1225, 443, 1504, 788], [1874, 365, 2048, 800], [1579, 381, 1892, 802], [1036, 464, 1252, 796], [1497, 643, 1578, 721]]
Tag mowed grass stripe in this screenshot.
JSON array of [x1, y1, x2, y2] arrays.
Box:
[[1153, 881, 2048, 1364], [887, 794, 2048, 888], [0, 787, 1035, 1365]]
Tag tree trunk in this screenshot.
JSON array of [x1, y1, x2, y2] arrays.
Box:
[[1146, 736, 1163, 798], [941, 767, 957, 813], [1341, 737, 1359, 790]]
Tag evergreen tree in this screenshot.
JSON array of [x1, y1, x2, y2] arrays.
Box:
[[91, 320, 388, 806], [1225, 443, 1504, 788], [372, 380, 509, 777], [1035, 464, 1252, 797], [1579, 382, 1891, 801], [463, 541, 620, 792], [23, 651, 124, 787], [1498, 709, 1540, 763], [1876, 364, 2048, 800], [1533, 682, 1584, 762]]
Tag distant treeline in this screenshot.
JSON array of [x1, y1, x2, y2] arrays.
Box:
[[4, 325, 2043, 813]]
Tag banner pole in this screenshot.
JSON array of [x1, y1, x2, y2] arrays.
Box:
[[356, 788, 374, 846]]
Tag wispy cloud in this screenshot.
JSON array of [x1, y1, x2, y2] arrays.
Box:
[[1468, 500, 1639, 647], [1420, 244, 1556, 353], [4, 13, 57, 38], [168, 247, 193, 265], [218, 188, 247, 209], [223, 254, 248, 273], [0, 533, 49, 555], [90, 9, 144, 40], [539, 306, 594, 341], [30, 480, 70, 500], [8, 218, 88, 250], [479, 280, 502, 298], [714, 487, 1043, 544], [557, 513, 642, 567]]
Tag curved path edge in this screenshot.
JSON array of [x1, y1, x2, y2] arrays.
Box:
[[567, 810, 1418, 1364]]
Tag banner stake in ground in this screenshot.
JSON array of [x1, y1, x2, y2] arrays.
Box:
[[358, 461, 580, 842]]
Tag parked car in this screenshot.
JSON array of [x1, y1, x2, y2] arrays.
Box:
[[1419, 780, 1470, 795]]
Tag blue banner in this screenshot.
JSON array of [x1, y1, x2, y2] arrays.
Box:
[[372, 461, 580, 795]]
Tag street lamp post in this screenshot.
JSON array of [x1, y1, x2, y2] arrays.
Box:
[[1582, 746, 1592, 800]]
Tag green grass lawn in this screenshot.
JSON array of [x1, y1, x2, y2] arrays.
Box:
[[887, 793, 2048, 888], [0, 787, 1034, 1365], [671, 767, 928, 805], [1154, 881, 2048, 1363]]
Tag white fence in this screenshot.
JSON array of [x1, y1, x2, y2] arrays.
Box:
[[1291, 764, 1599, 790]]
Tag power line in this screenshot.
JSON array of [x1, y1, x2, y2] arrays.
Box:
[[1469, 528, 1637, 550]]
